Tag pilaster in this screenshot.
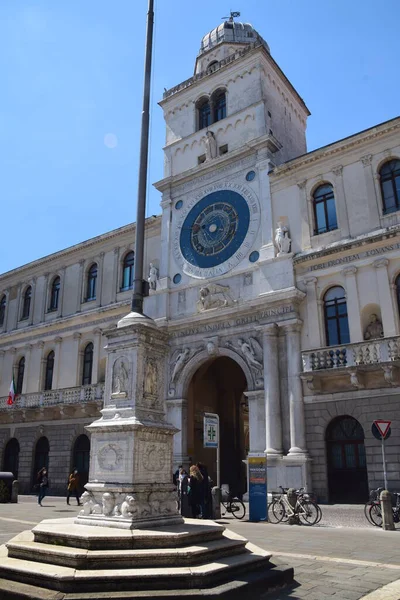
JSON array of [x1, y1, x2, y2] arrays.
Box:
[[41, 274, 49, 321], [297, 180, 311, 249], [73, 333, 82, 387], [96, 253, 105, 307], [257, 156, 275, 260], [166, 397, 189, 467], [14, 284, 22, 329], [304, 277, 321, 348], [58, 267, 66, 318], [28, 278, 36, 326], [262, 324, 282, 455], [76, 260, 85, 313], [1, 288, 10, 332], [92, 328, 102, 384], [374, 258, 396, 336], [112, 247, 120, 303], [361, 154, 380, 225], [53, 337, 63, 389], [342, 266, 363, 342], [244, 390, 265, 454], [332, 165, 350, 238]]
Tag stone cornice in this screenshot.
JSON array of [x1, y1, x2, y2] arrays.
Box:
[[271, 117, 400, 179], [0, 216, 161, 282]]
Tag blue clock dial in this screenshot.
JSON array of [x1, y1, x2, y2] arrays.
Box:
[[180, 190, 250, 268]]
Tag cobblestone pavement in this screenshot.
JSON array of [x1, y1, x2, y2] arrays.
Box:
[[0, 497, 399, 600]]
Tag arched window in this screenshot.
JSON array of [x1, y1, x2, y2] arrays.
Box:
[[121, 251, 135, 291], [86, 264, 97, 301], [313, 184, 338, 235], [206, 60, 218, 74], [213, 91, 226, 123], [82, 342, 94, 385], [3, 438, 20, 478], [49, 277, 60, 311], [0, 295, 6, 327], [380, 159, 400, 214], [33, 436, 49, 486], [21, 286, 31, 320], [73, 434, 90, 487], [44, 351, 55, 391], [16, 357, 25, 394], [197, 98, 211, 130], [324, 286, 350, 346]]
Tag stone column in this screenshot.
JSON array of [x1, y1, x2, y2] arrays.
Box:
[[53, 337, 62, 389], [96, 253, 105, 307], [112, 247, 120, 302], [73, 333, 82, 387], [263, 324, 283, 455], [374, 258, 396, 337], [58, 267, 66, 318], [284, 321, 307, 455], [92, 328, 102, 384], [304, 277, 322, 348], [297, 180, 311, 249], [361, 154, 380, 224], [166, 398, 189, 467], [76, 260, 85, 313], [332, 165, 350, 237], [41, 273, 49, 321], [257, 153, 275, 260], [342, 266, 363, 343], [28, 278, 36, 326], [244, 391, 265, 454]]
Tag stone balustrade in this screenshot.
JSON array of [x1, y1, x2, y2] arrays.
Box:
[[302, 336, 400, 372], [0, 384, 104, 411]]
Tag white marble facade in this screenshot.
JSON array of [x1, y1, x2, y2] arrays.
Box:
[[1, 19, 400, 501]]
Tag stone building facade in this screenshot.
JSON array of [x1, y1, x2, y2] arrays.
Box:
[[1, 18, 399, 502]]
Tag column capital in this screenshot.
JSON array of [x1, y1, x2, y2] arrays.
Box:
[[165, 398, 188, 408], [342, 265, 357, 277], [332, 165, 343, 177], [0, 349, 5, 357], [281, 319, 302, 334], [93, 328, 102, 336], [24, 344, 33, 352], [304, 276, 317, 287], [36, 341, 45, 349], [113, 246, 120, 255], [55, 336, 62, 344], [10, 347, 17, 354], [262, 323, 279, 337], [361, 154, 373, 167], [297, 179, 307, 190], [79, 259, 85, 267], [98, 251, 105, 260], [73, 332, 82, 340], [373, 258, 389, 269], [243, 390, 264, 401]]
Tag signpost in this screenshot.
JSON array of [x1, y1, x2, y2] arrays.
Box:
[[371, 420, 392, 490], [204, 413, 220, 488], [248, 454, 267, 522]]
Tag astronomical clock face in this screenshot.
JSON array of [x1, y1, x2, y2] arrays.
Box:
[[173, 182, 260, 279]]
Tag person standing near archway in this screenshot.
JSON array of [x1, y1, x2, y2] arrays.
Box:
[[66, 469, 81, 506], [37, 467, 48, 506]]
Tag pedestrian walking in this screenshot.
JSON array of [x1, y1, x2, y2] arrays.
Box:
[[37, 467, 48, 506], [197, 462, 210, 519], [178, 468, 191, 518], [67, 469, 81, 506], [188, 464, 203, 518]]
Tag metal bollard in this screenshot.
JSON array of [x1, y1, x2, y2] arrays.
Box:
[[212, 486, 221, 520], [380, 490, 395, 531], [11, 480, 18, 504]]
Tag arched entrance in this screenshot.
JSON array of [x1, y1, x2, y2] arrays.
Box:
[[73, 434, 90, 488], [3, 438, 20, 478], [33, 437, 49, 486], [187, 356, 248, 496], [326, 416, 368, 503]]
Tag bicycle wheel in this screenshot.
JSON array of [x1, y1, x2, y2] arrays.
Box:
[[315, 503, 323, 524], [369, 503, 382, 527], [298, 500, 319, 525], [230, 498, 246, 520], [271, 498, 287, 523], [364, 502, 374, 524]]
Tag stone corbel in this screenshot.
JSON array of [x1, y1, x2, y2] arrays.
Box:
[[349, 370, 364, 389], [300, 373, 321, 392], [382, 365, 398, 387]]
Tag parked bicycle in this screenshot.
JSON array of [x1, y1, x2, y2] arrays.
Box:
[[268, 486, 322, 526], [365, 488, 400, 527], [221, 490, 246, 520]]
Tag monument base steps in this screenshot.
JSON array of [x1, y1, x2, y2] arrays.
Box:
[[0, 518, 293, 599]]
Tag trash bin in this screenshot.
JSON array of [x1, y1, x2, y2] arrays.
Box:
[[0, 472, 14, 503]]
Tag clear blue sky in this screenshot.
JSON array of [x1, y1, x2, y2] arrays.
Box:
[[1, 0, 399, 274]]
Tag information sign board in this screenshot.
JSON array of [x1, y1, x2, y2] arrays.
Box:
[[248, 455, 267, 522], [203, 415, 219, 448]]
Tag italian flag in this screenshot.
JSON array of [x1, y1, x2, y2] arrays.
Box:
[[7, 378, 15, 406]]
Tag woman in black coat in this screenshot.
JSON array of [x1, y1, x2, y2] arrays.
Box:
[[188, 465, 203, 518]]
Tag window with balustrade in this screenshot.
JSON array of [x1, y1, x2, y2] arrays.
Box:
[[44, 351, 55, 391], [313, 183, 338, 235], [0, 295, 6, 327], [49, 276, 60, 311], [82, 342, 94, 385], [121, 251, 135, 291], [16, 357, 25, 394], [86, 264, 97, 301], [380, 159, 400, 214], [21, 286, 32, 320], [323, 286, 350, 346]]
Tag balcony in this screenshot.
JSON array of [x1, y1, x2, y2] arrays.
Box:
[[0, 384, 104, 412], [301, 336, 400, 392]]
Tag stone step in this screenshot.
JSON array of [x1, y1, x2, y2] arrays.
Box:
[[0, 564, 294, 599], [32, 518, 225, 550], [7, 530, 248, 570], [0, 542, 273, 594]]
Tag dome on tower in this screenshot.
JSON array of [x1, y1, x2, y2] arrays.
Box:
[[199, 21, 270, 56]]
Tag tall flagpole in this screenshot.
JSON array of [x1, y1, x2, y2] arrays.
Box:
[[131, 0, 155, 315]]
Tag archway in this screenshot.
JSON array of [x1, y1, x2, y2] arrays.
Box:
[[73, 434, 90, 488], [3, 438, 20, 478], [33, 437, 49, 486], [326, 416, 368, 503], [187, 356, 248, 496]]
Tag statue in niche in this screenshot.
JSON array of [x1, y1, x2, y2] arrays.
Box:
[[204, 130, 218, 160], [197, 283, 234, 312], [145, 360, 158, 396], [364, 314, 384, 340], [148, 263, 158, 291], [275, 222, 291, 255], [112, 358, 129, 396]]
